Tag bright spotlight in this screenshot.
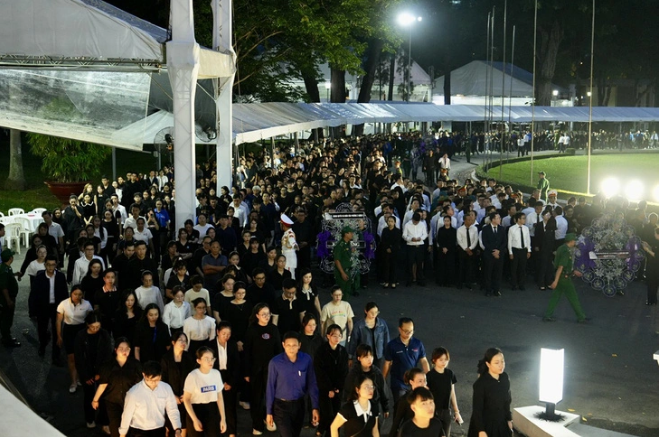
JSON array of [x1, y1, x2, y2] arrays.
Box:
[[600, 177, 620, 197], [539, 348, 564, 407], [552, 90, 559, 96], [626, 180, 644, 201], [397, 12, 421, 26]]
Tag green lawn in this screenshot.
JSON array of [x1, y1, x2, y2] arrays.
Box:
[[0, 137, 211, 213], [487, 153, 659, 199]]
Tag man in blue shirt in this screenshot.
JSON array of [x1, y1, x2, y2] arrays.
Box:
[[266, 331, 320, 437], [382, 317, 430, 403]]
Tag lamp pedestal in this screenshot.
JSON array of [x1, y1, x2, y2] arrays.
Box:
[[513, 406, 580, 437], [545, 402, 556, 419]]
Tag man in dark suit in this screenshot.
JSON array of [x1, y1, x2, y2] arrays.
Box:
[[481, 212, 508, 297], [33, 256, 69, 361], [214, 321, 241, 437]]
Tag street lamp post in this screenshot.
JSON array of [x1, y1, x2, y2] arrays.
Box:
[[325, 81, 331, 102], [397, 12, 422, 103]]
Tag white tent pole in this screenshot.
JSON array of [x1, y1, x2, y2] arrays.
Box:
[[212, 0, 236, 192], [168, 0, 200, 230]]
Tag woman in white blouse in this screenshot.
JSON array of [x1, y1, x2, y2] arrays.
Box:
[[56, 285, 93, 393], [183, 298, 216, 356], [163, 286, 192, 333]]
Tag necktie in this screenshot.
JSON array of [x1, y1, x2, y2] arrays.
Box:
[[520, 226, 525, 249], [466, 227, 472, 247], [537, 214, 540, 223], [493, 226, 497, 234]]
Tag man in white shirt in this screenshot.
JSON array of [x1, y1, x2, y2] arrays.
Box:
[[526, 201, 545, 237], [135, 271, 164, 313], [193, 213, 214, 237], [231, 195, 249, 228], [377, 206, 400, 237], [508, 212, 532, 290], [402, 199, 423, 227], [111, 194, 128, 225], [553, 206, 568, 248], [456, 211, 479, 290], [124, 204, 145, 235], [72, 241, 105, 284], [403, 212, 428, 286], [42, 211, 65, 257], [119, 361, 182, 437]]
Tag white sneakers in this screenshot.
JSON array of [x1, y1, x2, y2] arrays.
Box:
[[266, 421, 277, 432], [86, 421, 96, 429], [252, 429, 263, 435], [69, 383, 77, 393]]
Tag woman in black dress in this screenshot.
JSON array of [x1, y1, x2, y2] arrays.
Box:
[[297, 268, 322, 323], [534, 211, 557, 290], [161, 330, 196, 435], [113, 290, 142, 347], [329, 374, 379, 437], [435, 216, 457, 287], [380, 216, 402, 289], [268, 255, 291, 290], [243, 237, 266, 281], [467, 348, 513, 437], [133, 303, 171, 363], [80, 259, 104, 307]]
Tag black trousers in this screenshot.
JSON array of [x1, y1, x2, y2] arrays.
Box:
[[222, 386, 237, 435], [437, 408, 451, 437], [187, 402, 221, 437], [317, 391, 341, 436], [382, 251, 398, 284], [408, 246, 425, 282], [83, 381, 98, 423], [0, 300, 16, 342], [482, 255, 503, 293], [106, 401, 124, 437], [510, 248, 528, 288], [273, 398, 305, 437], [37, 303, 60, 358], [458, 251, 477, 286], [129, 427, 166, 437], [536, 250, 555, 287], [249, 367, 268, 431]]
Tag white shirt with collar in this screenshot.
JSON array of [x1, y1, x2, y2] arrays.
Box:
[[403, 220, 428, 246], [72, 256, 105, 285], [119, 380, 181, 435], [457, 225, 479, 251], [555, 215, 568, 239], [526, 211, 543, 236], [507, 224, 532, 255], [377, 215, 400, 237]]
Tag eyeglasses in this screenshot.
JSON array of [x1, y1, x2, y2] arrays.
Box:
[[201, 357, 216, 362], [361, 385, 375, 391], [400, 329, 414, 335], [258, 312, 271, 317]]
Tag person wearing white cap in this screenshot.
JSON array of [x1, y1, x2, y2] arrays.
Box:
[[280, 214, 299, 279], [546, 190, 559, 209]]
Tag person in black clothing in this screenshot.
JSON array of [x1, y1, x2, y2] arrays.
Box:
[[272, 279, 305, 338], [112, 242, 134, 292], [329, 374, 379, 437], [481, 212, 508, 297], [296, 268, 322, 324], [126, 241, 159, 290], [246, 268, 277, 308], [641, 227, 659, 305], [467, 348, 512, 437], [534, 211, 557, 290], [66, 234, 86, 283], [212, 321, 241, 437], [426, 347, 462, 437], [380, 216, 402, 289], [80, 259, 104, 308], [74, 311, 114, 428], [314, 324, 349, 437], [343, 344, 389, 421], [93, 269, 120, 336], [434, 216, 457, 287], [33, 256, 69, 360], [133, 303, 171, 363], [243, 303, 282, 434], [63, 195, 85, 246], [242, 238, 266, 278], [268, 255, 292, 291], [292, 207, 314, 276], [398, 387, 445, 437], [161, 331, 197, 435], [91, 337, 142, 437], [300, 313, 323, 360], [113, 290, 142, 352], [388, 368, 427, 437]]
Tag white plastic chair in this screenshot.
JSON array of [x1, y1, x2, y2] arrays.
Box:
[[30, 208, 47, 215], [0, 216, 15, 225], [13, 217, 32, 247], [0, 212, 4, 217], [3, 223, 21, 254], [8, 208, 25, 216]]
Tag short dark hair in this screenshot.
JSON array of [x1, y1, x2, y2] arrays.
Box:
[[142, 361, 162, 378], [282, 278, 297, 290], [399, 317, 414, 327], [325, 323, 342, 336], [407, 386, 434, 406], [282, 331, 300, 343], [432, 347, 450, 362], [196, 346, 214, 360], [355, 344, 373, 359], [216, 321, 232, 332]]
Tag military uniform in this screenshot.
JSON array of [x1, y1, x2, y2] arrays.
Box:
[[333, 238, 360, 296], [537, 176, 550, 203], [282, 228, 298, 279], [0, 261, 19, 344], [543, 242, 586, 322]]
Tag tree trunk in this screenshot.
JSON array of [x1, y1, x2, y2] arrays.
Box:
[[536, 21, 564, 106], [387, 52, 395, 101], [353, 39, 384, 137], [5, 129, 26, 191], [301, 68, 324, 140], [443, 69, 451, 105], [330, 67, 347, 138]]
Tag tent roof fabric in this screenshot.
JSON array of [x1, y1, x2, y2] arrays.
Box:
[[433, 60, 565, 97], [0, 0, 167, 64]]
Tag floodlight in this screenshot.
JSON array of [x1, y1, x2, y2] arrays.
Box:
[[626, 180, 644, 201], [397, 12, 421, 26], [600, 177, 620, 197], [539, 348, 564, 418], [324, 82, 331, 90], [552, 90, 559, 96], [587, 91, 592, 97]]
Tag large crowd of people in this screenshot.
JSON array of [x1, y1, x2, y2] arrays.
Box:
[[0, 130, 657, 437]]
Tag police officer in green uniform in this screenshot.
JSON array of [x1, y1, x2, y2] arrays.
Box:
[[542, 233, 588, 323], [0, 249, 21, 347], [333, 226, 360, 297], [537, 171, 550, 203]]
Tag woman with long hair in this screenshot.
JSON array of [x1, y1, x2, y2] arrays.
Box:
[[329, 374, 380, 437], [379, 216, 402, 289], [91, 337, 142, 437], [296, 269, 322, 325], [80, 259, 104, 307], [161, 330, 196, 437], [435, 215, 458, 287], [133, 303, 171, 362], [183, 298, 216, 356], [268, 255, 291, 291], [112, 290, 143, 348], [243, 303, 282, 435], [467, 348, 512, 437]]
